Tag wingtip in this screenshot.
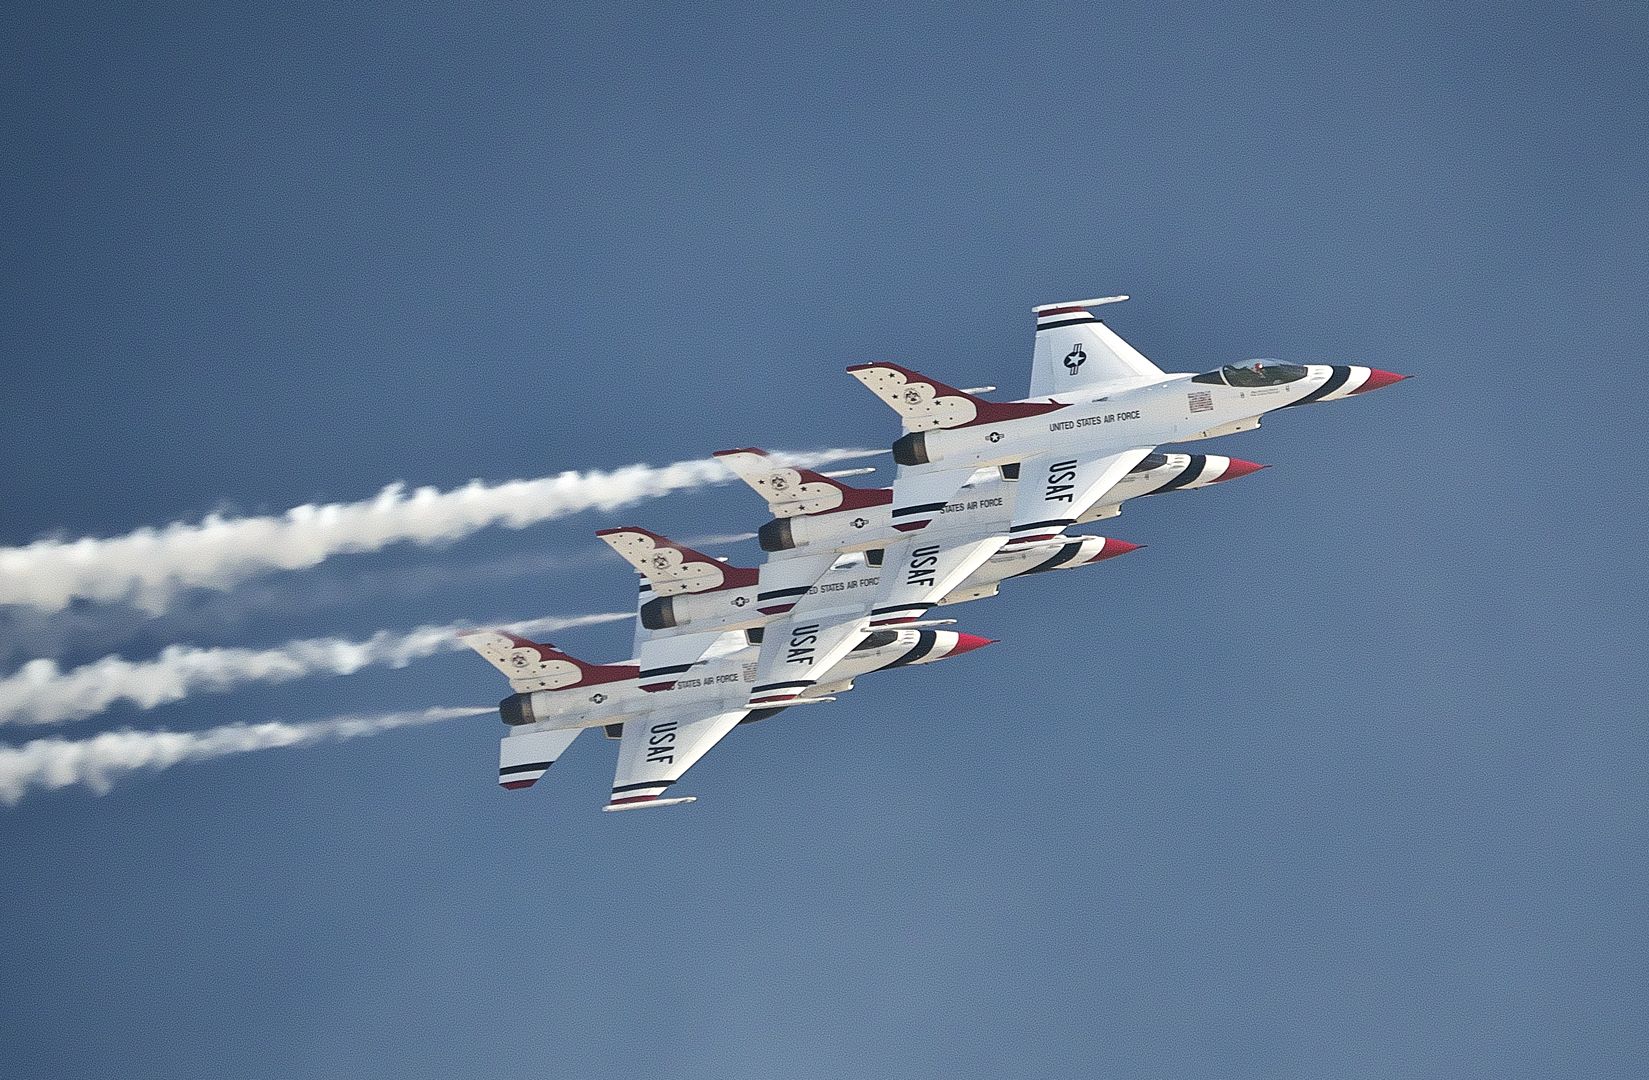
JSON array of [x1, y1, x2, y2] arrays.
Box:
[[602, 795, 698, 812]]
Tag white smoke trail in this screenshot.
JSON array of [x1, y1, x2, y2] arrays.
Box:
[[0, 448, 875, 614], [0, 612, 630, 727], [0, 705, 491, 805], [678, 531, 759, 547]]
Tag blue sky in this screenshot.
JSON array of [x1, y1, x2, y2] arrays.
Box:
[[3, 3, 1646, 1077]]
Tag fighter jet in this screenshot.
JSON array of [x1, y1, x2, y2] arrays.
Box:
[[595, 523, 1134, 659], [461, 610, 992, 810], [714, 445, 1265, 559], [845, 295, 1408, 541]]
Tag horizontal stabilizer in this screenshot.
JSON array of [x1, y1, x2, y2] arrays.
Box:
[[499, 728, 583, 790]]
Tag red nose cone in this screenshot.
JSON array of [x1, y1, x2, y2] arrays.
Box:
[[1089, 537, 1144, 562], [1216, 458, 1269, 482], [950, 632, 997, 656], [1352, 368, 1409, 394]]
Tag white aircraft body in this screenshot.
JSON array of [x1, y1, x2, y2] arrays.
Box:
[[720, 446, 1263, 558], [462, 621, 990, 810], [459, 295, 1406, 811], [846, 297, 1407, 541]]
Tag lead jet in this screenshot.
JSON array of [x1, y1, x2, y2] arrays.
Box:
[[844, 295, 1408, 543], [462, 616, 991, 810]]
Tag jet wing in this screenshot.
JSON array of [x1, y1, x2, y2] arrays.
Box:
[[747, 607, 871, 707], [1029, 298, 1165, 398], [887, 463, 980, 534], [634, 627, 728, 692], [605, 707, 748, 810], [744, 531, 1006, 706], [866, 533, 1008, 627], [1006, 447, 1156, 546]]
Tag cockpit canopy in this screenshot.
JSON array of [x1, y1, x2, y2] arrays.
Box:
[[1192, 359, 1310, 388]]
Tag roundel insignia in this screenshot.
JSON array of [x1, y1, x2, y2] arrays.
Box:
[[590, 692, 607, 704], [986, 431, 1004, 443], [1064, 344, 1087, 374]]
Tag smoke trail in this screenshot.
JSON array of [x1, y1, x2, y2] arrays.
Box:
[[0, 448, 875, 614], [0, 705, 491, 805], [0, 612, 630, 727], [678, 531, 759, 547]]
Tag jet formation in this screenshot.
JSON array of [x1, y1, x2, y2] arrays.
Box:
[[460, 296, 1408, 811]]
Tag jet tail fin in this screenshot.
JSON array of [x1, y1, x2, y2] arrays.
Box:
[[596, 527, 759, 596], [846, 362, 1065, 431], [1030, 296, 1165, 397], [714, 447, 892, 518], [459, 630, 637, 695]]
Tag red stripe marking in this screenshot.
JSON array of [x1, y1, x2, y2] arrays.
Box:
[[756, 604, 797, 616], [500, 780, 537, 790], [1036, 306, 1088, 318], [607, 794, 661, 805]]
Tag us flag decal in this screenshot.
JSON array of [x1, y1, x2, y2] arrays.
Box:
[[1188, 390, 1214, 413]]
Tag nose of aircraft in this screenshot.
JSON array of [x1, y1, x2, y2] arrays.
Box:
[[1352, 368, 1410, 394], [950, 632, 997, 656], [1087, 537, 1144, 563], [1216, 458, 1268, 482]]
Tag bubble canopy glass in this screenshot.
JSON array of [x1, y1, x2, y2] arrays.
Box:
[[1191, 359, 1310, 387]]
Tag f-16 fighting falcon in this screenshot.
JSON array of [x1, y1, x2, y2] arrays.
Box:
[[462, 618, 992, 810], [847, 295, 1408, 541]]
